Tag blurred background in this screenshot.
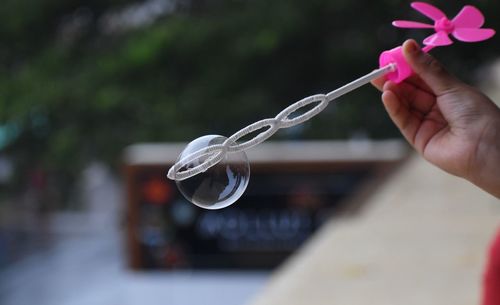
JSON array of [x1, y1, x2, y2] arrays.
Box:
[[0, 0, 499, 305]]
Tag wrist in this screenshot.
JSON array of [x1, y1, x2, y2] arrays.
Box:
[[469, 113, 500, 198]]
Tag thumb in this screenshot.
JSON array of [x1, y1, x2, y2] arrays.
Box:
[[402, 39, 463, 95]]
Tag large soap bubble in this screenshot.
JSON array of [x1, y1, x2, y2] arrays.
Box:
[[175, 135, 250, 210]]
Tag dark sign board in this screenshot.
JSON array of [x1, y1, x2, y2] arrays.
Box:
[[124, 141, 406, 270]]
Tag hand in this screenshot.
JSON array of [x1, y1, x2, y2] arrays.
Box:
[[372, 39, 500, 198]]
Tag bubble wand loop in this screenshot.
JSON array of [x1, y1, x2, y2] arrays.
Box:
[[167, 64, 396, 181], [168, 2, 495, 203]]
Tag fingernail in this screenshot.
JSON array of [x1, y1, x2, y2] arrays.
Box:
[[408, 40, 417, 53], [407, 40, 419, 54]]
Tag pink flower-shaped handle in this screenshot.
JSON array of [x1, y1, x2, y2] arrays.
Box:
[[379, 2, 495, 84]]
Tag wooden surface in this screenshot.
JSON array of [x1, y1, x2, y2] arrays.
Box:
[[248, 154, 500, 305]]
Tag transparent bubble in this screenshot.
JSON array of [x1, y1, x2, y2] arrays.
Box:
[[175, 135, 250, 210]]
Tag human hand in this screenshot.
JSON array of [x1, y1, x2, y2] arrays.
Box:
[[372, 39, 500, 198]]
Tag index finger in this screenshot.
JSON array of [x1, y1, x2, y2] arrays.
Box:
[[371, 75, 386, 92]]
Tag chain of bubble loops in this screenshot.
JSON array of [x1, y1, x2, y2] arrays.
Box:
[[167, 64, 395, 181]]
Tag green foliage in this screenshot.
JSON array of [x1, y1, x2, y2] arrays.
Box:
[[0, 0, 499, 204]]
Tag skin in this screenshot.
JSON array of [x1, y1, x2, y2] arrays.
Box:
[[372, 39, 500, 198]]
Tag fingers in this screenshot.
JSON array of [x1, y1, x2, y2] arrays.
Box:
[[381, 88, 418, 145], [401, 39, 464, 96], [373, 75, 433, 148], [371, 75, 386, 92], [383, 80, 435, 115], [404, 74, 433, 95]]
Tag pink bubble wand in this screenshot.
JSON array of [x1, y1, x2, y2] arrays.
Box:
[[168, 2, 495, 182]]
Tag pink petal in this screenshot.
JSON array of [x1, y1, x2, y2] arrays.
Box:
[[411, 2, 446, 21], [452, 5, 484, 29], [453, 28, 495, 42], [392, 20, 434, 29], [423, 32, 453, 46]]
